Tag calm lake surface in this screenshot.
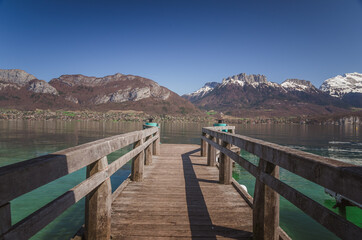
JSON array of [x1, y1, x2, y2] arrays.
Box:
[[0, 120, 361, 239]]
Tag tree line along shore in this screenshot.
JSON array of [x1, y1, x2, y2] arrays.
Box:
[[1, 109, 361, 125]]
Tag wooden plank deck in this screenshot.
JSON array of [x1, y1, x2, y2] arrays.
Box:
[[111, 144, 253, 240]]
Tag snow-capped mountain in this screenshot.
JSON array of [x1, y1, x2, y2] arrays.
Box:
[[182, 82, 219, 102], [219, 73, 281, 89], [221, 73, 267, 87], [320, 72, 362, 98], [182, 73, 348, 117], [281, 79, 319, 93], [184, 73, 282, 102]]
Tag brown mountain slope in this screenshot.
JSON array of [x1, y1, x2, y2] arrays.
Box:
[[0, 70, 201, 115]]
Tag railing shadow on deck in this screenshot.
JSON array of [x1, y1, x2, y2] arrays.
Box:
[[182, 148, 253, 240]]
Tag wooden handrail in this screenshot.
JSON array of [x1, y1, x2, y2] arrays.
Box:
[[0, 126, 160, 240], [202, 127, 362, 204], [201, 126, 362, 240]]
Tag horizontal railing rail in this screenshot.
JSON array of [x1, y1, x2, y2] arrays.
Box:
[[201, 126, 362, 240], [0, 126, 160, 240]]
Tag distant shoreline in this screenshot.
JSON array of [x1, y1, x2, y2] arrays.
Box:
[[1, 109, 361, 126]]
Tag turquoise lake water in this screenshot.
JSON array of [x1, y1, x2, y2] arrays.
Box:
[[0, 120, 361, 239]]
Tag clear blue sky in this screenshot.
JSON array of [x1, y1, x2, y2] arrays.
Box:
[[1, 0, 362, 95]]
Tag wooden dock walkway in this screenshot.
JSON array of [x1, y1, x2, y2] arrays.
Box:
[[111, 144, 253, 239], [1, 124, 360, 240]]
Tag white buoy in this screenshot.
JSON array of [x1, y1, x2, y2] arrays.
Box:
[[240, 184, 248, 193]]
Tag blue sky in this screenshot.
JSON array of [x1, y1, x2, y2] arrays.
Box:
[[1, 0, 362, 95]]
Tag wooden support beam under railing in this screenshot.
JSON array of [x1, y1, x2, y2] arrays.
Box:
[[207, 135, 216, 166], [253, 158, 279, 240], [132, 138, 145, 182], [201, 132, 207, 157], [85, 156, 112, 240], [154, 133, 160, 156], [219, 140, 232, 184], [145, 135, 152, 165], [152, 126, 161, 156]]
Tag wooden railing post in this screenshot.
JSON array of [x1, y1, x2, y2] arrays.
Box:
[[253, 158, 280, 240], [132, 138, 144, 181], [0, 202, 11, 236], [153, 127, 160, 156], [207, 135, 216, 166], [152, 136, 156, 155], [219, 140, 232, 184], [201, 132, 207, 157], [85, 156, 111, 240], [215, 137, 221, 160], [145, 135, 152, 165]]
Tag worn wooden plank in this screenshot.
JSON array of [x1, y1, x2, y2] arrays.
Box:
[[202, 127, 362, 204], [0, 127, 157, 206], [85, 156, 112, 240], [111, 144, 253, 239], [112, 176, 131, 202], [110, 236, 249, 240], [278, 227, 291, 240]]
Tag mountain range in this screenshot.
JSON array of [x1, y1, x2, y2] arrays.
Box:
[[0, 69, 361, 118], [182, 73, 362, 117], [0, 69, 200, 115]]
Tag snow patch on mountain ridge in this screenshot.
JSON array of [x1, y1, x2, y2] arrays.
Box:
[[320, 72, 362, 98], [281, 79, 318, 93]]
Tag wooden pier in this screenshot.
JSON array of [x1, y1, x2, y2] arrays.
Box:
[[0, 124, 361, 240], [111, 144, 252, 239]]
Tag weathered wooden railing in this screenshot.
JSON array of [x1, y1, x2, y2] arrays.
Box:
[[0, 126, 160, 240], [201, 126, 362, 240]]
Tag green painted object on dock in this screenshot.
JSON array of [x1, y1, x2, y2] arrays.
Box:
[[145, 122, 158, 127], [143, 122, 160, 130], [213, 123, 228, 132]]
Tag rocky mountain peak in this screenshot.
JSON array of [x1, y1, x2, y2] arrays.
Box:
[[222, 73, 267, 86], [27, 79, 59, 95], [0, 69, 57, 95], [320, 72, 362, 98], [0, 69, 37, 86], [182, 81, 220, 102], [51, 74, 97, 87], [281, 79, 317, 92], [203, 82, 220, 89], [50, 73, 131, 87]]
